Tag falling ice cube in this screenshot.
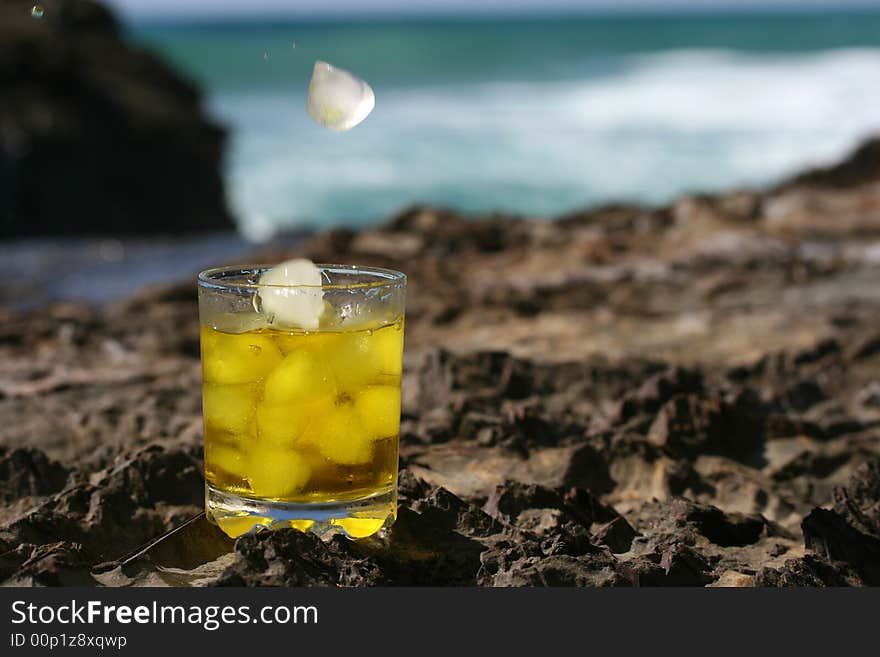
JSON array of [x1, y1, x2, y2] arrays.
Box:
[[258, 258, 325, 330], [306, 60, 375, 132]]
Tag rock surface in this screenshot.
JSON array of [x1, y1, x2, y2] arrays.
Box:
[[0, 0, 233, 236], [3, 137, 880, 586]]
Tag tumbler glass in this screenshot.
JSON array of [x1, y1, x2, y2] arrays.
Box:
[[197, 264, 406, 539]]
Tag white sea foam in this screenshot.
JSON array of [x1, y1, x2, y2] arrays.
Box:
[[209, 48, 880, 239]]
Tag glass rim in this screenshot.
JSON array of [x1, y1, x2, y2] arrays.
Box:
[[198, 263, 407, 292]]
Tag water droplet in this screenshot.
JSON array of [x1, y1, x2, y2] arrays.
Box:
[[263, 50, 269, 62], [31, 4, 44, 18], [366, 329, 373, 336], [291, 41, 297, 49]]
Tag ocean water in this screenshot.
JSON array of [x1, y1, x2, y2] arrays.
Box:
[[131, 11, 880, 239]]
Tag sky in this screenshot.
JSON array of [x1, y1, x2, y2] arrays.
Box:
[[106, 0, 880, 20]]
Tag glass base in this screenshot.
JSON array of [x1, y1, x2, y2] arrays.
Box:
[[206, 484, 397, 540]]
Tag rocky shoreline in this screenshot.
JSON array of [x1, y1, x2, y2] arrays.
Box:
[[3, 138, 880, 586]]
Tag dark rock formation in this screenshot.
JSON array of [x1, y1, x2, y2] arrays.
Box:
[[833, 460, 880, 537], [218, 531, 385, 587], [782, 137, 880, 190], [0, 446, 71, 503], [801, 508, 880, 585], [755, 554, 862, 587], [0, 0, 233, 236], [646, 390, 768, 461]]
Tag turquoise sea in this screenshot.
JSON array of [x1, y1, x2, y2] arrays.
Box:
[[131, 11, 880, 239]]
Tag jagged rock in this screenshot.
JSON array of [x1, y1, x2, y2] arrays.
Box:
[[627, 497, 775, 550], [1, 443, 203, 566], [784, 460, 880, 587], [612, 367, 704, 424], [832, 459, 880, 538], [480, 553, 624, 587], [647, 391, 767, 460], [802, 508, 880, 585], [366, 507, 489, 585], [619, 544, 713, 587], [755, 554, 865, 587], [0, 447, 70, 503], [482, 480, 627, 534], [7, 541, 97, 586], [477, 533, 624, 587], [676, 501, 769, 547], [591, 517, 638, 554], [560, 443, 615, 493], [408, 485, 502, 539], [218, 530, 384, 587], [483, 481, 573, 527]]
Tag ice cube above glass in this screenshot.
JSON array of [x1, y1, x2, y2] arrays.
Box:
[[197, 262, 406, 539], [306, 60, 375, 132]]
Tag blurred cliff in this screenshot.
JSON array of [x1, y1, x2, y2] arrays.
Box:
[[0, 0, 233, 237]]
